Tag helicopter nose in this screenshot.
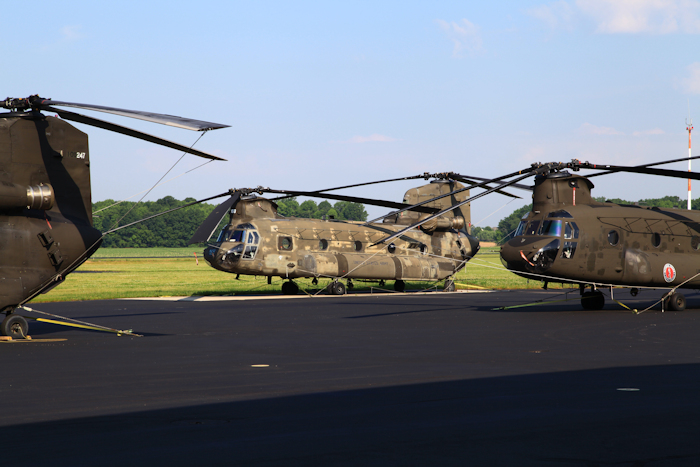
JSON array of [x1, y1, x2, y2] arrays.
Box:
[[500, 237, 560, 273]]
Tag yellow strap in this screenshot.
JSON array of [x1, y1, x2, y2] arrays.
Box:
[[25, 316, 142, 336]]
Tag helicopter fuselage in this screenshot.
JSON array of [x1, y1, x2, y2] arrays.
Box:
[[500, 172, 700, 289], [203, 197, 477, 287]]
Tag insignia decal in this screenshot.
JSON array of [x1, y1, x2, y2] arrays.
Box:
[[663, 263, 676, 283]]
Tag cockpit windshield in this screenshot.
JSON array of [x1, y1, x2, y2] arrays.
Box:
[[538, 220, 563, 237], [217, 229, 245, 243]]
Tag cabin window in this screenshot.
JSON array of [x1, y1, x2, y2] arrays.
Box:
[[651, 232, 661, 248], [608, 230, 619, 246], [387, 243, 396, 254], [547, 210, 573, 218], [354, 240, 363, 252], [538, 220, 563, 237], [525, 221, 540, 236], [561, 241, 577, 259], [318, 239, 329, 250], [692, 236, 700, 250], [278, 236, 293, 251]]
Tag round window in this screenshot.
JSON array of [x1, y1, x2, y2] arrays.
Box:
[[387, 243, 396, 254], [651, 232, 661, 248], [318, 239, 328, 250], [692, 236, 700, 250], [607, 230, 619, 246], [354, 240, 363, 252]]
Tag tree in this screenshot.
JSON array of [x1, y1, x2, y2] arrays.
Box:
[[497, 204, 532, 242]]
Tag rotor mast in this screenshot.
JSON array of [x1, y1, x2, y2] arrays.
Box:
[[688, 111, 693, 210]]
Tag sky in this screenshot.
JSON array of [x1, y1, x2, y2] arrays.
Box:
[[3, 0, 700, 227]]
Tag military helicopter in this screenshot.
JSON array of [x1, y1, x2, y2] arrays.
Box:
[[188, 173, 502, 294], [0, 95, 228, 338], [369, 158, 700, 311]]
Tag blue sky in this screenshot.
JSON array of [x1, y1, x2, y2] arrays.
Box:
[[4, 1, 700, 226]]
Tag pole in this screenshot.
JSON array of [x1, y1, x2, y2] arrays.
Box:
[[688, 117, 693, 210]]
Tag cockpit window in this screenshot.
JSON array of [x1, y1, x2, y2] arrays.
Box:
[[525, 221, 540, 236], [564, 222, 579, 239], [217, 229, 245, 243], [547, 210, 573, 218], [515, 220, 527, 237], [538, 220, 563, 237]]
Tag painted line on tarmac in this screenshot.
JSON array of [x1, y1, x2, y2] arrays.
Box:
[[120, 289, 494, 302]]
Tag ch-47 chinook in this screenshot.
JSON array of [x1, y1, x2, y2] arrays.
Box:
[[0, 95, 228, 338], [188, 173, 513, 294], [371, 158, 700, 311]]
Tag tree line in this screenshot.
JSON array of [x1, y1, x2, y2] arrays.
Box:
[[92, 196, 369, 248]]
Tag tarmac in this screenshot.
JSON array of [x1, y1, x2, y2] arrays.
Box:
[[3, 288, 700, 466]]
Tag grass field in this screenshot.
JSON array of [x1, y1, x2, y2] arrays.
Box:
[[33, 247, 557, 303]]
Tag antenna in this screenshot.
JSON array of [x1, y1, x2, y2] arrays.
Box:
[[687, 101, 693, 210]]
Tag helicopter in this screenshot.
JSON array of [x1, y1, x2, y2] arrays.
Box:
[[188, 173, 497, 294], [0, 95, 228, 338], [367, 158, 700, 311]]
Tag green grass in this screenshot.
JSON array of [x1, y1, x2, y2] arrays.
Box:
[[33, 247, 554, 303]]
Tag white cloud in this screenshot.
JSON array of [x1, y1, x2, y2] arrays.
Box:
[[578, 122, 625, 135], [576, 0, 700, 34], [632, 128, 666, 136], [682, 62, 700, 94], [526, 1, 576, 31], [341, 134, 398, 144], [61, 25, 83, 41], [436, 18, 484, 57]]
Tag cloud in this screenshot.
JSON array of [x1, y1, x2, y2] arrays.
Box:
[[436, 18, 484, 57], [682, 62, 700, 94], [632, 128, 666, 136], [577, 122, 625, 135], [576, 0, 700, 34], [61, 25, 83, 41], [341, 134, 398, 144], [526, 1, 576, 31]]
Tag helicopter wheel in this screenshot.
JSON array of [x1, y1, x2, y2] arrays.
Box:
[[443, 279, 456, 292], [394, 280, 406, 293], [1, 314, 29, 339], [581, 291, 605, 310], [328, 281, 346, 296], [281, 281, 299, 295], [665, 293, 686, 311]]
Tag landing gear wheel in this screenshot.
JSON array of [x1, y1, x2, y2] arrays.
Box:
[[394, 280, 405, 293], [581, 291, 605, 310], [281, 281, 299, 295], [443, 279, 456, 292], [328, 281, 346, 295], [666, 292, 686, 311], [1, 314, 28, 339]]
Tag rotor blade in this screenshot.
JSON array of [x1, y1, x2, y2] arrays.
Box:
[[447, 173, 522, 198], [37, 99, 229, 131], [587, 155, 700, 178], [372, 171, 536, 246], [50, 108, 226, 161], [265, 189, 439, 214], [270, 174, 435, 201], [584, 163, 700, 181], [449, 173, 532, 193], [189, 192, 241, 244]]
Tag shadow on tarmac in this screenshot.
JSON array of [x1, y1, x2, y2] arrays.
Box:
[[4, 362, 700, 466]]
